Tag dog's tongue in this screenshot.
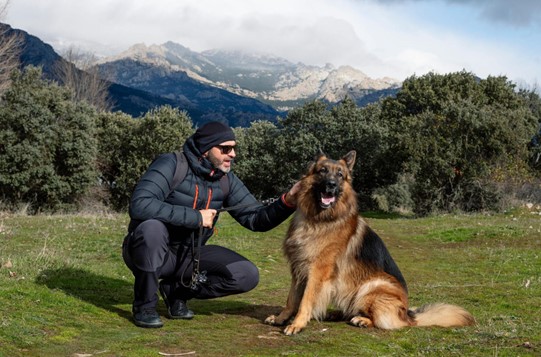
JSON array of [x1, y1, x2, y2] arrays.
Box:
[[321, 195, 335, 205]]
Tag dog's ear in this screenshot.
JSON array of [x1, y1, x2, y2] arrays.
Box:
[[315, 148, 326, 161], [306, 157, 319, 174], [342, 150, 356, 171], [307, 149, 325, 174]]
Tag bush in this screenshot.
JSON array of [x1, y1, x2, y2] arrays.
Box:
[[95, 105, 194, 210], [234, 99, 396, 204], [372, 174, 414, 214], [233, 120, 283, 199], [0, 67, 97, 212], [94, 110, 137, 209], [381, 72, 540, 215]]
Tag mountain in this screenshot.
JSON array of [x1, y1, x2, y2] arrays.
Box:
[[0, 23, 181, 118], [97, 57, 280, 127], [98, 42, 401, 111], [2, 22, 400, 127], [0, 23, 281, 126]]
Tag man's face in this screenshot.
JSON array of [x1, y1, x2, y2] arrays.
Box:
[[204, 140, 236, 173]]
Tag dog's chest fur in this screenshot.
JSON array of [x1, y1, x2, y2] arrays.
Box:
[[283, 211, 358, 281]]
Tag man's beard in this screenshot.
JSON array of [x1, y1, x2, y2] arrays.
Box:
[[208, 151, 232, 173]]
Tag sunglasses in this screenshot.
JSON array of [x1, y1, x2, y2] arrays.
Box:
[[217, 145, 235, 155]]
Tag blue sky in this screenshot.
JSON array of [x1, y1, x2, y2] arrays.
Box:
[[4, 0, 541, 87]]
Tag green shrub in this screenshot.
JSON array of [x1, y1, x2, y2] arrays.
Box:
[[0, 66, 97, 212], [95, 105, 194, 210], [372, 174, 414, 214], [94, 110, 137, 209], [381, 72, 539, 215], [234, 99, 394, 204], [233, 120, 283, 199]]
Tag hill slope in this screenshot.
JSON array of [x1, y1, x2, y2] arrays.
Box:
[[0, 23, 281, 126], [99, 42, 401, 110]]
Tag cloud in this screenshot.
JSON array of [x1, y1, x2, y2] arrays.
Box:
[[5, 0, 541, 85], [372, 0, 541, 27], [453, 0, 541, 27]]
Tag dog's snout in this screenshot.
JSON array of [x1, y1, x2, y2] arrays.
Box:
[[326, 180, 337, 191]]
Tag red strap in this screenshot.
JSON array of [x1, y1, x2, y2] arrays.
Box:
[[281, 193, 296, 208], [192, 185, 199, 209], [205, 188, 213, 209]]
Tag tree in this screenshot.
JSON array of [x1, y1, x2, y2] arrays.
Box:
[[95, 105, 194, 210], [379, 71, 539, 214], [0, 1, 21, 95], [54, 46, 112, 111], [329, 98, 394, 207], [234, 98, 394, 206], [233, 120, 282, 199], [521, 87, 541, 169], [0, 66, 97, 212], [95, 110, 137, 208], [232, 101, 331, 199], [273, 101, 332, 192]]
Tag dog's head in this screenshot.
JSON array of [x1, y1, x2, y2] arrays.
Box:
[[301, 150, 356, 211]]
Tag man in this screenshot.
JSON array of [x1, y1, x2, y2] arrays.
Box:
[[122, 121, 299, 328]]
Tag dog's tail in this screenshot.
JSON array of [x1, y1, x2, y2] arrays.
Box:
[[410, 303, 475, 327]]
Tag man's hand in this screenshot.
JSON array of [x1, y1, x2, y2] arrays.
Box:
[[200, 209, 217, 228], [285, 181, 302, 206]]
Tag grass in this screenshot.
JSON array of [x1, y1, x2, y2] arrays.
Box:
[[0, 207, 540, 356]]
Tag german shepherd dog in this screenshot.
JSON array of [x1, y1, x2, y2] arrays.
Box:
[[265, 151, 474, 335]]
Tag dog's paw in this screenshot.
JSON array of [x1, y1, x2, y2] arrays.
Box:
[[283, 323, 304, 335], [265, 314, 290, 326], [264, 315, 278, 325], [349, 316, 373, 328]]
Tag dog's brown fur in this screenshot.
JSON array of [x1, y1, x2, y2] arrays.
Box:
[[265, 151, 475, 335]]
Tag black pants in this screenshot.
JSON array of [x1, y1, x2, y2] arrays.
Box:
[[122, 219, 259, 311]]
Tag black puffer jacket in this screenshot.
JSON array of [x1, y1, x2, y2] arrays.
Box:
[[128, 136, 295, 246]]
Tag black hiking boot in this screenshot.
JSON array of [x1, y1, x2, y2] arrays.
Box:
[[132, 308, 164, 328], [159, 280, 195, 320]]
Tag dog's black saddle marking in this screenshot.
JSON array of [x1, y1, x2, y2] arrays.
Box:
[[357, 227, 408, 292]]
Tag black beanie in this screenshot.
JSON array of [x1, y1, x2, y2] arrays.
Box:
[[193, 121, 236, 154]]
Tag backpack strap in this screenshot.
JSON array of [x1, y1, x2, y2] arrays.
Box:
[[170, 151, 189, 196]]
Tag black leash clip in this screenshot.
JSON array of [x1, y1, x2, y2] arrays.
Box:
[[191, 269, 208, 291], [261, 197, 278, 206]]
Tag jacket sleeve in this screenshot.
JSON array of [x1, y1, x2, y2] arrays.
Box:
[[225, 173, 296, 232], [128, 153, 202, 229]]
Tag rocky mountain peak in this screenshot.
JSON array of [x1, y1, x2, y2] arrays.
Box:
[[98, 41, 401, 110]]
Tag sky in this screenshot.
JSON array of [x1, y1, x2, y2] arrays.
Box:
[[4, 0, 541, 87]]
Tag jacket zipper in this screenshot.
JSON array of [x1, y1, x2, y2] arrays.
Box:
[[192, 185, 199, 209], [193, 184, 213, 210], [206, 187, 213, 209]]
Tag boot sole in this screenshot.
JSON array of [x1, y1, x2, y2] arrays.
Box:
[[168, 312, 194, 320], [133, 319, 164, 328]]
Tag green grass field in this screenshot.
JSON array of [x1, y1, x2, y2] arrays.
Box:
[[0, 208, 540, 356]]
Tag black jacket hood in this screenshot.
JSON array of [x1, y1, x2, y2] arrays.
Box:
[[183, 136, 226, 182]]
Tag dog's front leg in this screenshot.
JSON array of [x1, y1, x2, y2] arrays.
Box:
[[283, 267, 330, 335], [265, 278, 304, 326]]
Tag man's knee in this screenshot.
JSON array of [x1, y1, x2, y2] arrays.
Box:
[[134, 219, 168, 242], [227, 260, 259, 293], [127, 219, 169, 272]]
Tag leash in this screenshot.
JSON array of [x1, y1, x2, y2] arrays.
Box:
[[216, 197, 279, 213], [182, 197, 279, 291]]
